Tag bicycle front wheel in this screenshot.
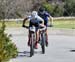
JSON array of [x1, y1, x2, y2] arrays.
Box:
[[30, 34, 34, 57]]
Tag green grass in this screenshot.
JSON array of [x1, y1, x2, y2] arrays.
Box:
[[53, 19, 75, 29], [0, 21, 29, 28], [0, 19, 75, 29], [0, 21, 21, 27]]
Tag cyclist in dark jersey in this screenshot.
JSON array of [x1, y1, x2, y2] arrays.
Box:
[[38, 7, 53, 46]]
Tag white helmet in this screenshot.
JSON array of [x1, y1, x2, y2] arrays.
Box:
[[31, 11, 38, 18]]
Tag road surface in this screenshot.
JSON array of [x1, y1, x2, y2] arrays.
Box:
[[5, 27, 75, 62]]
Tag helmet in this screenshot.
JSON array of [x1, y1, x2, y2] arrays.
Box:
[[39, 7, 45, 12], [31, 11, 38, 18]]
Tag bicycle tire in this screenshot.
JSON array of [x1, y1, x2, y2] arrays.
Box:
[[41, 33, 45, 54], [45, 33, 47, 46], [30, 34, 34, 57], [42, 45, 45, 54]]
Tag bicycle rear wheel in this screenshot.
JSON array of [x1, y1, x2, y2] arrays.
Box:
[[45, 33, 48, 46], [41, 33, 45, 54]]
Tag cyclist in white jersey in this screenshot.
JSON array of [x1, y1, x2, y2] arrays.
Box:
[[22, 11, 44, 49]]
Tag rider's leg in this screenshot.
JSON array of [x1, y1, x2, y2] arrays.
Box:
[[36, 29, 39, 42], [45, 28, 48, 46], [28, 30, 31, 46], [38, 31, 41, 42], [35, 29, 39, 49], [44, 22, 49, 46]]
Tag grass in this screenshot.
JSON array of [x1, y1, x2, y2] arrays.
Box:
[[0, 21, 29, 28], [53, 19, 75, 29], [0, 21, 21, 27], [0, 19, 75, 29]]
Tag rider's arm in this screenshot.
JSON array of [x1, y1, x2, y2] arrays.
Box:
[[37, 16, 44, 25], [22, 16, 30, 27], [37, 16, 45, 27], [49, 15, 53, 27], [45, 12, 53, 27]]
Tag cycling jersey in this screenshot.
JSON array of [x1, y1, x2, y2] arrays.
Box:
[[38, 11, 50, 26], [28, 15, 43, 31]]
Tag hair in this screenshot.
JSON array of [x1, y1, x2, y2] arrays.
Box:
[[39, 7, 45, 12]]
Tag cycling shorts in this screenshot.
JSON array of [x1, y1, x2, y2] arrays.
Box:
[[44, 20, 48, 27], [29, 21, 39, 31]]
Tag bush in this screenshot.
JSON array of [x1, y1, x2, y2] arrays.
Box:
[[43, 3, 54, 15], [0, 21, 18, 62], [52, 4, 64, 17], [64, 0, 75, 16], [42, 3, 64, 17]]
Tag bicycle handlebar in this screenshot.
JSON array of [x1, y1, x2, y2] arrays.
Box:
[[22, 24, 47, 31], [47, 25, 53, 27], [39, 26, 46, 31]]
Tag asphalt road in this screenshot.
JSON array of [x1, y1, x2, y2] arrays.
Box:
[[5, 27, 75, 62]]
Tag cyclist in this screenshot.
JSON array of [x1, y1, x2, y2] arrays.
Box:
[[22, 11, 44, 49], [38, 7, 53, 46]]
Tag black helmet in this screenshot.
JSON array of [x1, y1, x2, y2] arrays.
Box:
[[39, 7, 45, 12]]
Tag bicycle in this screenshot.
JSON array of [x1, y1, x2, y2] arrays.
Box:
[[23, 25, 47, 56], [39, 26, 47, 54], [23, 25, 36, 57]]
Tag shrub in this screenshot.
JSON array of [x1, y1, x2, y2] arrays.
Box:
[[64, 0, 75, 16], [42, 3, 64, 17], [43, 3, 54, 15], [52, 4, 64, 17], [0, 21, 18, 62]]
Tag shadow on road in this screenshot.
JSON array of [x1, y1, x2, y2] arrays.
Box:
[[70, 50, 75, 52], [18, 51, 30, 57], [17, 51, 42, 58]]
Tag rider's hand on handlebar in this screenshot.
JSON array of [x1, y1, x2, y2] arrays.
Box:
[[22, 25, 26, 27], [48, 24, 53, 27], [22, 25, 29, 29]]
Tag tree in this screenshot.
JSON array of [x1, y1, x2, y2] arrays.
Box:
[[42, 2, 64, 17], [64, 0, 75, 16], [0, 0, 6, 19], [52, 4, 64, 17], [42, 3, 54, 16]]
